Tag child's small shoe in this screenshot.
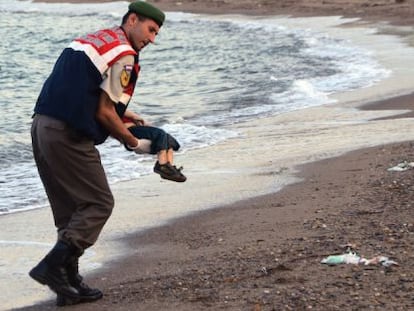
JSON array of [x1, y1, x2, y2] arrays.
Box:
[[153, 161, 186, 182]]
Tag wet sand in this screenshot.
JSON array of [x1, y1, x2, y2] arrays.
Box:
[[15, 1, 414, 310]]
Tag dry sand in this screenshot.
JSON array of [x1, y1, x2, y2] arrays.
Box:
[[14, 1, 414, 310]]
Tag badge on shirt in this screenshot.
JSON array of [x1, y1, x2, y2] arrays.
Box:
[[120, 65, 133, 88]]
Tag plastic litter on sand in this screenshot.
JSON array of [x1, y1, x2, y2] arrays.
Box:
[[321, 251, 398, 267], [387, 161, 414, 172]]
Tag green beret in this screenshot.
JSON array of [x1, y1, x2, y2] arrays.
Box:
[[128, 1, 165, 27]]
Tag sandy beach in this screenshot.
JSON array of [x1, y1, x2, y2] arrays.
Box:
[[6, 0, 414, 310]]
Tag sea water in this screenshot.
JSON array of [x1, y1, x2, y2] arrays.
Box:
[[0, 0, 390, 215]]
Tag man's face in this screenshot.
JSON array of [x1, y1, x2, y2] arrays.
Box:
[[128, 14, 160, 52]]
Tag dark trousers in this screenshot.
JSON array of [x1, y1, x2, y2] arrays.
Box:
[[127, 125, 180, 154], [31, 115, 114, 250]]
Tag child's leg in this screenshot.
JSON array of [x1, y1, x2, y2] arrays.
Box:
[[157, 150, 168, 165], [166, 148, 174, 164], [164, 134, 179, 164]]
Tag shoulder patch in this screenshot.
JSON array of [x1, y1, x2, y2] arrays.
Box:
[[120, 65, 133, 88]]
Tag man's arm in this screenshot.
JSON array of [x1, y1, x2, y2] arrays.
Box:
[[96, 91, 139, 148]]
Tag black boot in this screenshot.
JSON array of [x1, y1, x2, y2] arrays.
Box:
[[29, 240, 81, 301], [56, 254, 103, 306]]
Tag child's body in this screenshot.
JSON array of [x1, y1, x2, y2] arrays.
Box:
[[123, 116, 186, 182]]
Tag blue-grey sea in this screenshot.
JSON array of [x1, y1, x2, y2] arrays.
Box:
[[0, 0, 390, 215]]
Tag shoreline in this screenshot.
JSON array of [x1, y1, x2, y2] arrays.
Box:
[[5, 1, 414, 310]]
